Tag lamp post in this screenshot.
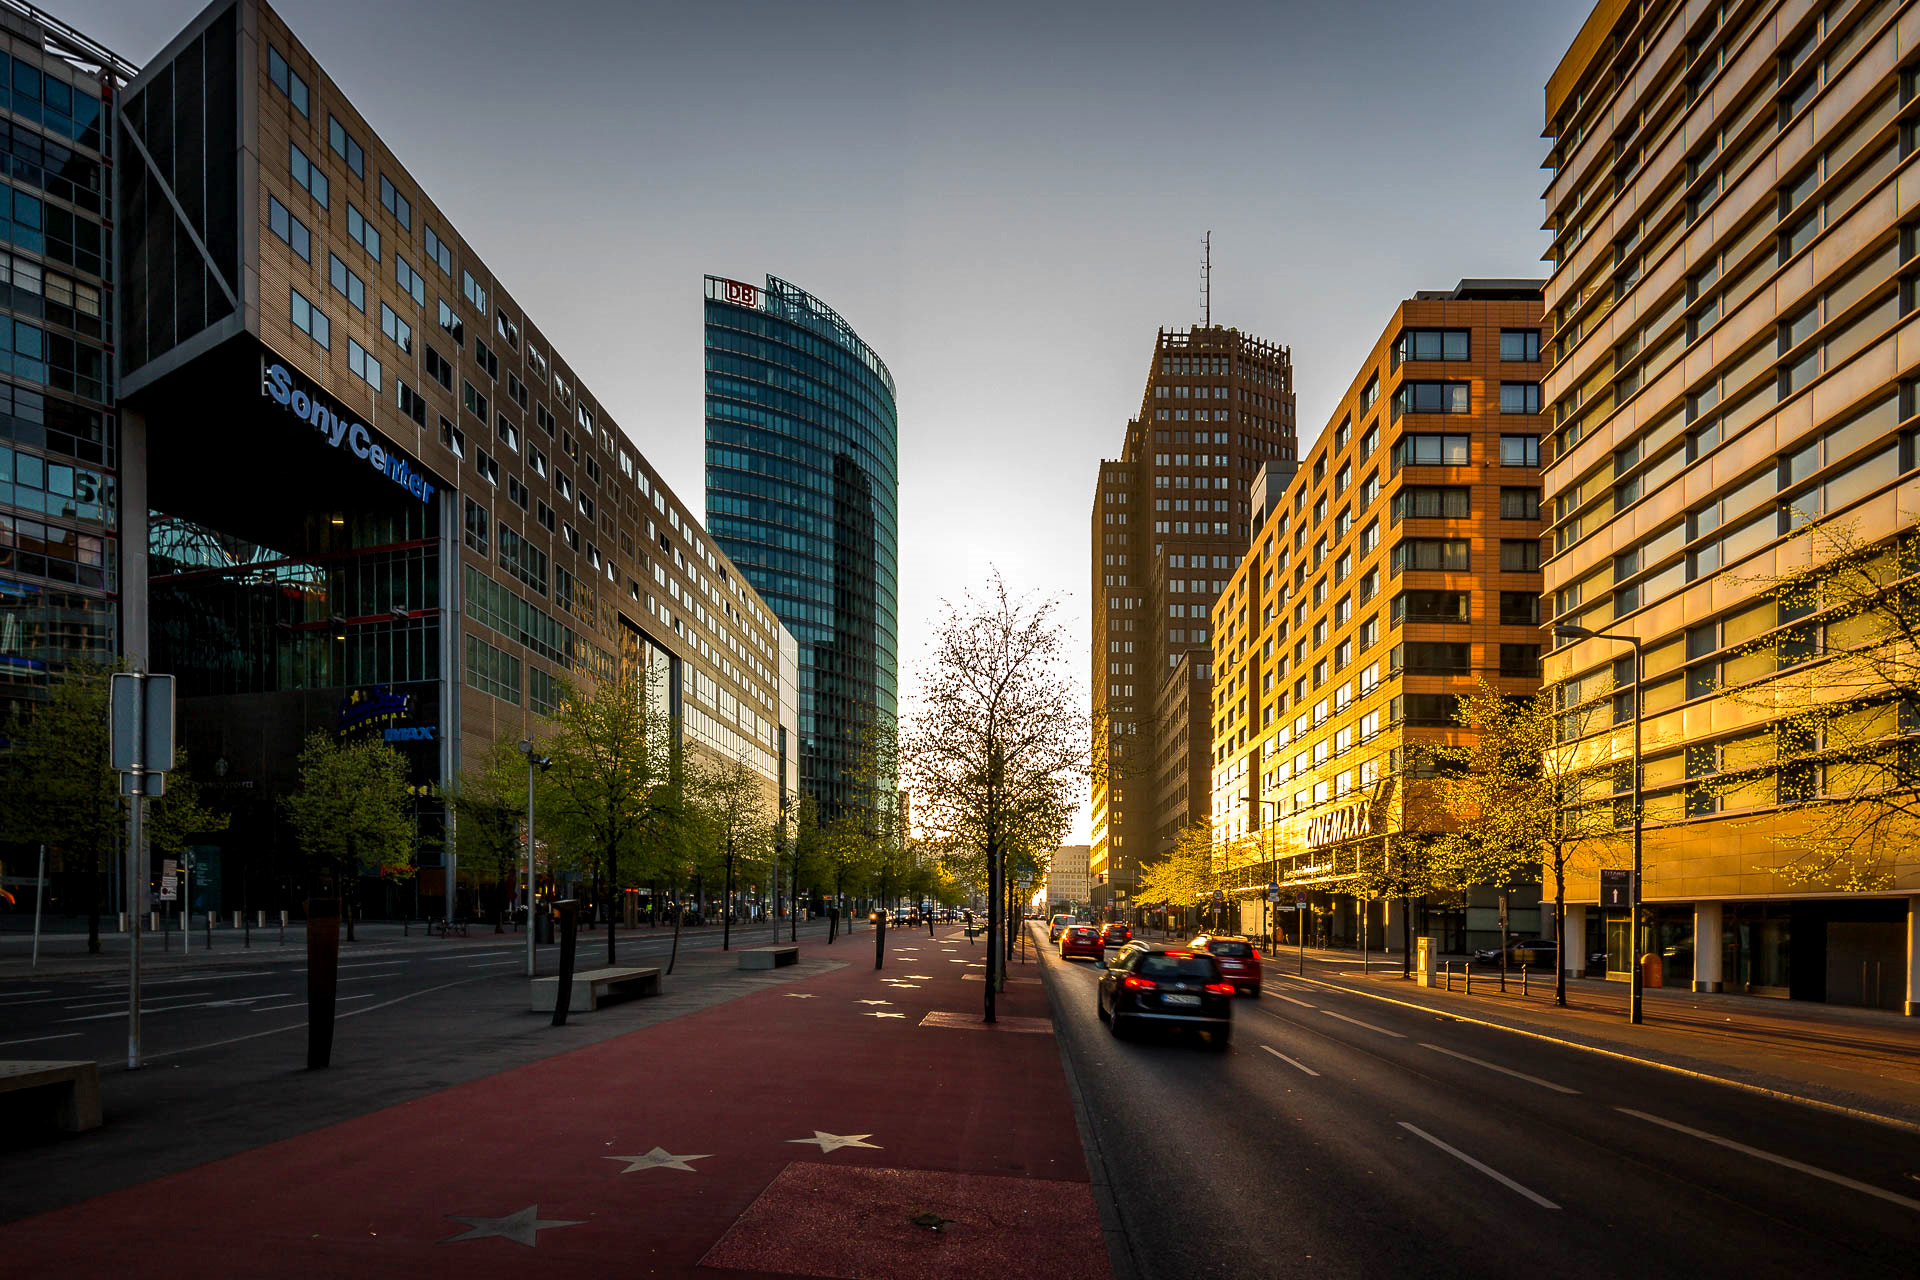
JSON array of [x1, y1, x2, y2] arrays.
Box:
[[1258, 800, 1280, 952], [1554, 623, 1645, 1025], [518, 739, 552, 979]]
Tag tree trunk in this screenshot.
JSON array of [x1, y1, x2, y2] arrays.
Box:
[[1554, 847, 1567, 1008], [605, 844, 617, 966], [87, 841, 101, 954], [723, 843, 734, 951], [667, 888, 682, 974]]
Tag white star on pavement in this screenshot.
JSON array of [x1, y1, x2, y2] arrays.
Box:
[[789, 1131, 882, 1152], [855, 999, 891, 1005], [865, 1011, 906, 1019], [604, 1147, 710, 1173], [883, 983, 920, 989], [443, 1205, 584, 1247], [783, 993, 815, 999], [904, 974, 933, 979], [948, 959, 969, 964]]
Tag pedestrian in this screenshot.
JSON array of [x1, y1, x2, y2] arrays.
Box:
[[927, 909, 936, 938]]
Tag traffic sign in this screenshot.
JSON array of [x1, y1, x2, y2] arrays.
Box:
[[1599, 869, 1633, 908], [110, 673, 176, 775], [1211, 890, 1224, 905], [1296, 893, 1308, 907], [1266, 881, 1281, 903]]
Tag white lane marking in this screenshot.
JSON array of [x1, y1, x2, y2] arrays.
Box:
[[337, 961, 409, 970], [251, 993, 378, 1013], [62, 991, 211, 1012], [1320, 1008, 1406, 1038], [1421, 1043, 1580, 1094], [0, 989, 54, 1002], [1399, 1122, 1560, 1209], [1617, 1108, 1920, 1212], [1272, 994, 1315, 1008], [138, 972, 278, 986], [0, 1032, 81, 1048], [57, 992, 277, 1022], [1261, 1045, 1320, 1076]]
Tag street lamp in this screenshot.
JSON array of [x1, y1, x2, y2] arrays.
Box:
[[518, 739, 552, 979], [1554, 622, 1645, 1025], [1258, 800, 1280, 952]]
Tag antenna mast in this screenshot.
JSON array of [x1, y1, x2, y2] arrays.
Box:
[[1202, 230, 1212, 326]]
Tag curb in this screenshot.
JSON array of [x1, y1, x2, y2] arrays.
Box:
[[1288, 971, 1920, 1138]]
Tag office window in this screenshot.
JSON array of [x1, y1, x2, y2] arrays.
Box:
[[424, 224, 453, 274], [396, 379, 426, 427], [1500, 382, 1543, 414], [475, 447, 499, 484], [496, 308, 520, 350], [1500, 487, 1541, 519], [1392, 434, 1469, 470], [347, 339, 382, 392], [395, 255, 425, 306], [379, 174, 412, 230], [1391, 486, 1470, 522], [1500, 435, 1541, 466], [437, 299, 464, 345], [474, 337, 499, 380], [507, 475, 529, 510], [289, 142, 328, 208], [1389, 538, 1470, 573], [1500, 644, 1542, 676], [463, 380, 489, 421], [1500, 330, 1541, 361], [463, 497, 489, 554], [1391, 589, 1468, 624], [346, 203, 380, 261], [327, 254, 364, 312], [497, 412, 520, 454], [327, 115, 364, 177], [463, 269, 488, 312], [1393, 382, 1470, 417], [537, 500, 555, 532], [289, 287, 328, 348], [267, 46, 309, 116], [267, 196, 309, 262], [425, 345, 453, 390], [440, 415, 465, 458], [381, 303, 413, 354], [1500, 539, 1542, 571], [1392, 329, 1470, 365], [1499, 592, 1540, 625]]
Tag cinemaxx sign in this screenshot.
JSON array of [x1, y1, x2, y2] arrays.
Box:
[[260, 358, 435, 505]]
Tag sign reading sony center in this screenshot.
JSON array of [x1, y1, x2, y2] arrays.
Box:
[[261, 358, 434, 505]]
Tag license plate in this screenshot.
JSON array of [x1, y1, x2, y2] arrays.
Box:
[[1163, 994, 1200, 1006], [1220, 961, 1242, 969]]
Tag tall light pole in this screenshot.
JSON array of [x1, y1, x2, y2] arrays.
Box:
[[1554, 623, 1645, 1025], [518, 739, 552, 979], [1258, 800, 1280, 951]]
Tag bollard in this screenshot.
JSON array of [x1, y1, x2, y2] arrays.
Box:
[[150, 911, 158, 932], [258, 910, 266, 928], [1465, 964, 1473, 995], [305, 899, 340, 1069], [205, 912, 213, 950], [551, 899, 579, 1027], [1522, 963, 1529, 996]]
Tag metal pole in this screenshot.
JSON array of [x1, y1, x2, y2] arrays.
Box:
[[1298, 902, 1305, 975], [1630, 637, 1644, 1026], [31, 843, 45, 972], [126, 678, 144, 1073], [526, 758, 536, 979]]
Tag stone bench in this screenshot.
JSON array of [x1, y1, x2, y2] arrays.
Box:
[[738, 944, 800, 970], [0, 1060, 102, 1132], [529, 966, 660, 1013]]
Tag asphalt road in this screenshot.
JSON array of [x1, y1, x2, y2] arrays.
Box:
[[1033, 926, 1920, 1280], [0, 918, 840, 1063]]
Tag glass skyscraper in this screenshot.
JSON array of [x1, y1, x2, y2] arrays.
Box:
[[704, 274, 898, 826]]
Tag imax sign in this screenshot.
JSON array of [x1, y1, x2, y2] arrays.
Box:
[[261, 359, 435, 505]]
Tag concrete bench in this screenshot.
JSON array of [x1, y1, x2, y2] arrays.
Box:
[[0, 1060, 102, 1132], [738, 945, 800, 970], [529, 966, 660, 1013]]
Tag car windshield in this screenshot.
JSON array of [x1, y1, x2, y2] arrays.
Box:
[[1210, 941, 1252, 956], [1139, 955, 1218, 979]]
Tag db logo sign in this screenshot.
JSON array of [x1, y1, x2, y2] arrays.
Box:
[[724, 280, 759, 308]]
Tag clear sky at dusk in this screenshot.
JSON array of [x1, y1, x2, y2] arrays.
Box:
[[81, 0, 1592, 840]]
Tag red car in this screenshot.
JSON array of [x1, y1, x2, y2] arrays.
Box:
[[1059, 924, 1104, 960], [1190, 934, 1262, 996], [1098, 922, 1133, 949]]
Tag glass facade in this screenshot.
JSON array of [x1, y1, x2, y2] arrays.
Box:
[[0, 14, 117, 711], [703, 275, 897, 824]]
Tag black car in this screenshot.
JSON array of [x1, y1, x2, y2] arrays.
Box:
[[1471, 938, 1559, 968], [1096, 943, 1234, 1049]]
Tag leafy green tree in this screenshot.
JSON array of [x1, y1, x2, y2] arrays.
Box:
[[283, 731, 414, 941], [0, 664, 120, 953], [691, 753, 774, 949], [447, 734, 529, 931], [1134, 821, 1222, 930], [540, 667, 688, 965]]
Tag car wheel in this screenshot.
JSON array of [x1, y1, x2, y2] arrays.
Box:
[[1096, 991, 1110, 1022], [1209, 1026, 1232, 1052], [1108, 1008, 1126, 1039], [1249, 985, 1262, 999]]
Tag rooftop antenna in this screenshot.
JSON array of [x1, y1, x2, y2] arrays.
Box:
[[1201, 230, 1212, 326]]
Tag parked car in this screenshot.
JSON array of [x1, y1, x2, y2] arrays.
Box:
[[1097, 944, 1234, 1048], [1049, 913, 1077, 943], [1471, 938, 1559, 968], [1098, 922, 1133, 949], [1189, 934, 1262, 996], [1059, 924, 1105, 960]]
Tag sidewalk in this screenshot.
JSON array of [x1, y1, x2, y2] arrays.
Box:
[[0, 925, 1105, 1279], [1279, 945, 1920, 1130]]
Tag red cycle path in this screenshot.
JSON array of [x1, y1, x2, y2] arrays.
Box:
[[1, 929, 1106, 1280]]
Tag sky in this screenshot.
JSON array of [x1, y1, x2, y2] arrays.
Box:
[[79, 0, 1593, 840]]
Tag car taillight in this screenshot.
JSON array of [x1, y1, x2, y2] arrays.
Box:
[[1204, 982, 1235, 995], [1250, 950, 1261, 960], [1165, 950, 1193, 958], [1123, 976, 1157, 990]]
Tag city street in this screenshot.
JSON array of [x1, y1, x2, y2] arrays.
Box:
[[1034, 926, 1920, 1279], [0, 918, 840, 1063]]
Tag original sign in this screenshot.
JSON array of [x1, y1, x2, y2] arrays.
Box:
[[261, 358, 435, 505], [1305, 801, 1370, 848], [1599, 868, 1634, 908]]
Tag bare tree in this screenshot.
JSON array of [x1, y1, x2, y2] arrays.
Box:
[[904, 572, 1084, 1021]]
